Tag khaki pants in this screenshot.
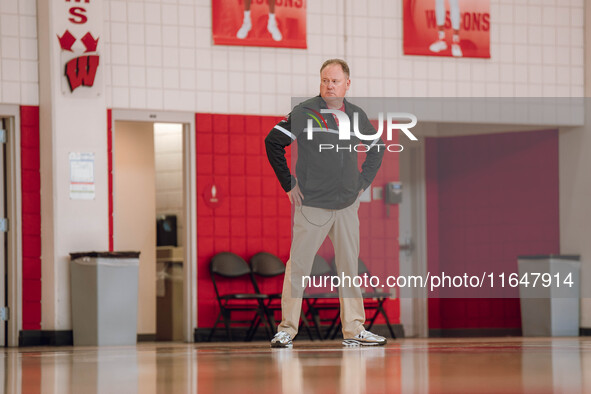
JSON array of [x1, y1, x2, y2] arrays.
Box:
[[278, 199, 365, 339]]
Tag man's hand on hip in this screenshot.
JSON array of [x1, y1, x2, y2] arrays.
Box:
[[288, 183, 304, 206]]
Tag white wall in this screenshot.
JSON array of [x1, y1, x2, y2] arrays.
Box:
[[39, 0, 110, 331], [154, 123, 183, 246], [560, 2, 591, 328], [0, 0, 586, 108], [102, 0, 584, 118], [0, 0, 38, 104], [559, 120, 591, 327]]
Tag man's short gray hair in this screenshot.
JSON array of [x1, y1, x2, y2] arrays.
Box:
[[320, 59, 350, 79]]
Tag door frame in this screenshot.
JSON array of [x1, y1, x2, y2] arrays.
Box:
[[110, 109, 197, 342], [0, 104, 23, 347], [398, 143, 429, 338]]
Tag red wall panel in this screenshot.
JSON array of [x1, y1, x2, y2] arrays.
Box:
[[21, 105, 41, 330], [196, 113, 401, 328], [426, 130, 560, 330]]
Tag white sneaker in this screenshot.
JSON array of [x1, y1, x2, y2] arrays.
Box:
[[236, 18, 252, 39], [429, 40, 447, 53], [267, 19, 282, 41], [342, 330, 387, 346], [451, 43, 463, 57], [271, 331, 293, 348]]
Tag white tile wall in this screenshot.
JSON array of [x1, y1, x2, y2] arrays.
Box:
[[154, 123, 184, 245], [0, 0, 37, 104], [0, 0, 586, 108]]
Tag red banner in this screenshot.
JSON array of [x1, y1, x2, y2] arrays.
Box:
[[403, 0, 490, 58], [212, 0, 306, 49]]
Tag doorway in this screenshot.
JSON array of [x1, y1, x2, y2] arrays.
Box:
[[398, 143, 429, 338], [112, 114, 195, 342], [0, 109, 22, 347]]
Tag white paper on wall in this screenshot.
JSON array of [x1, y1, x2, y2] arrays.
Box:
[[69, 152, 95, 200]]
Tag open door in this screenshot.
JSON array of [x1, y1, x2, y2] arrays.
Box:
[[111, 109, 197, 342], [113, 120, 188, 342]]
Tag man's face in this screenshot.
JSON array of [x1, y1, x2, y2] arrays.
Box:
[[320, 64, 350, 105]]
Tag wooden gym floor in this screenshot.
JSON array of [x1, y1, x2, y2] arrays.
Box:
[[4, 337, 590, 393]]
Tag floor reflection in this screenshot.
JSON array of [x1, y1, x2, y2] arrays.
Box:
[[1, 338, 590, 393]]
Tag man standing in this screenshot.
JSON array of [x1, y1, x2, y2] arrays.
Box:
[[264, 59, 386, 347]]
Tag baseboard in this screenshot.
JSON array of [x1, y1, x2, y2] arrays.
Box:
[[580, 328, 591, 336], [194, 324, 405, 342], [19, 330, 156, 346], [194, 327, 287, 342], [19, 330, 73, 347], [371, 324, 405, 339], [429, 328, 523, 338]]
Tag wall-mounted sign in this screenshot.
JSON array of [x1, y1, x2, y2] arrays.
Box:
[[403, 0, 490, 58], [212, 0, 307, 49], [58, 0, 102, 96], [70, 152, 95, 200], [202, 183, 224, 209]]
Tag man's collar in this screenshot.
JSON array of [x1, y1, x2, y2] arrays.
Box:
[[317, 95, 348, 110]]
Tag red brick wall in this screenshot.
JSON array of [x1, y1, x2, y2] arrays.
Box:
[[21, 105, 41, 330], [426, 130, 560, 330], [196, 113, 400, 328], [195, 113, 292, 327]]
